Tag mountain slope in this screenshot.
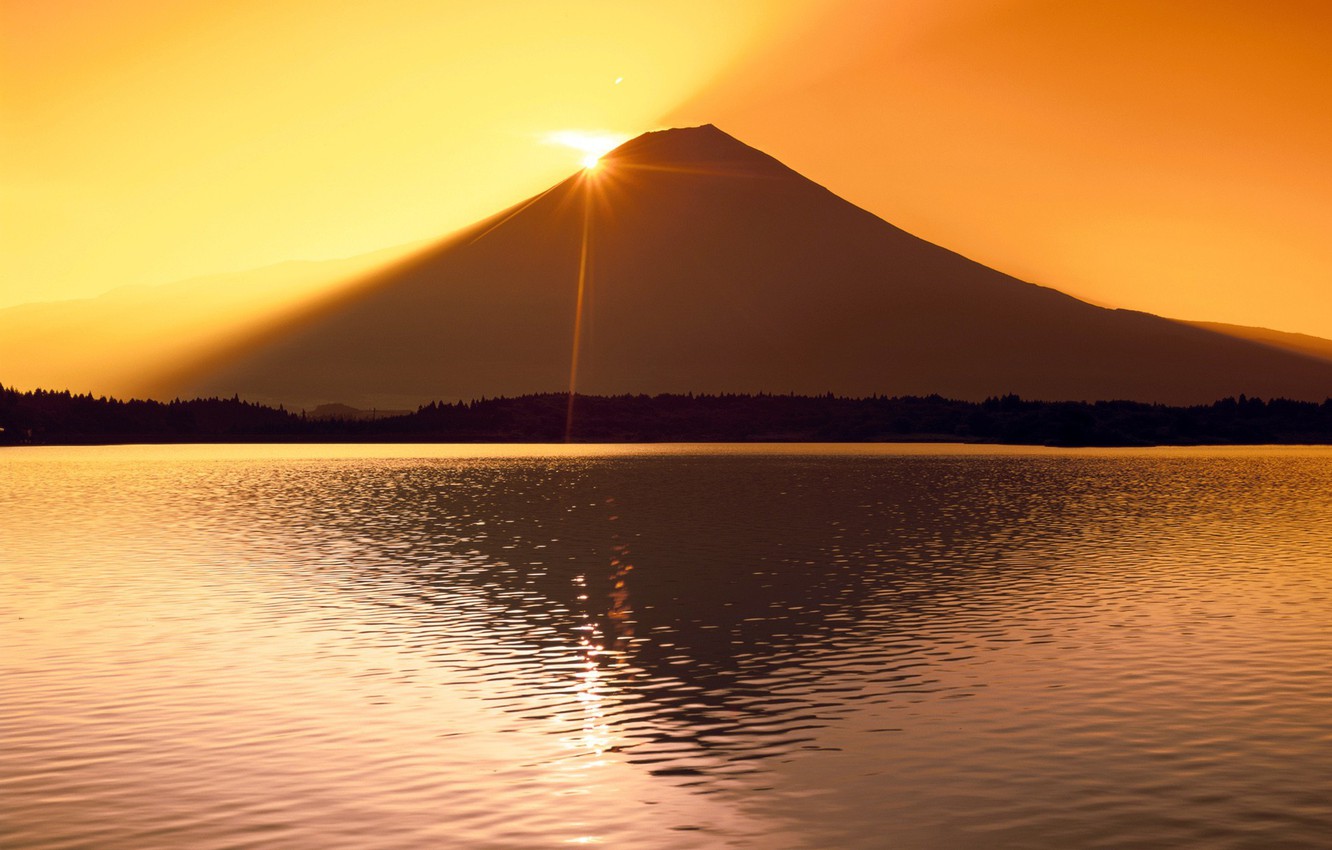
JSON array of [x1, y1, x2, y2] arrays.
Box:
[[130, 124, 1332, 407], [1182, 320, 1332, 365]]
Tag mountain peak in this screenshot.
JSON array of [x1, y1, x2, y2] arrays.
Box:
[[602, 124, 793, 176]]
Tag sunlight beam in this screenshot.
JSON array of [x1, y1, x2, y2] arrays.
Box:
[[565, 177, 593, 442], [546, 131, 630, 171]]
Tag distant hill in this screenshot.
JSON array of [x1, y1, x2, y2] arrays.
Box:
[[1182, 321, 1332, 365], [146, 125, 1332, 408], [0, 242, 422, 400]]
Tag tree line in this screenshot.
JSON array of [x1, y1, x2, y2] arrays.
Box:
[[4, 385, 1332, 446]]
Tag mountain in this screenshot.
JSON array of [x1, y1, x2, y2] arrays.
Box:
[[19, 124, 1332, 408]]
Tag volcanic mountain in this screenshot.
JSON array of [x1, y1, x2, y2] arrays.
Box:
[[148, 124, 1332, 408]]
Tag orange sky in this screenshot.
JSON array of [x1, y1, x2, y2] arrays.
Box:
[[3, 0, 1330, 338]]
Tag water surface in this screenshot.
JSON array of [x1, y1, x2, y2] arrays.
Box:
[[4, 444, 1332, 848]]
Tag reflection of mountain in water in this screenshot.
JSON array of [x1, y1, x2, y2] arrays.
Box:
[[230, 448, 1331, 808], [236, 452, 1139, 786]]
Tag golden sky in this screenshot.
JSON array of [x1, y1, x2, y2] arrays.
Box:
[[1, 0, 814, 302], [4, 0, 1330, 338]]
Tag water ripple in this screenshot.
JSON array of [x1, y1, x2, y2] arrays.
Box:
[[3, 444, 1332, 848]]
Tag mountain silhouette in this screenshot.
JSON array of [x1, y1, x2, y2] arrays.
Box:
[[147, 124, 1332, 408]]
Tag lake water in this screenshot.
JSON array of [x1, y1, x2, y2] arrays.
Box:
[[3, 444, 1332, 849]]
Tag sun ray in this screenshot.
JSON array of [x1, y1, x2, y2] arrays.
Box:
[[545, 130, 631, 171], [463, 181, 564, 247], [565, 175, 593, 442]]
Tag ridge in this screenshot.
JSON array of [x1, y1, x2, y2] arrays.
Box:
[[601, 124, 794, 176]]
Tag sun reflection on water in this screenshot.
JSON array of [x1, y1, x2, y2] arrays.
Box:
[[542, 496, 644, 845], [562, 500, 638, 762]]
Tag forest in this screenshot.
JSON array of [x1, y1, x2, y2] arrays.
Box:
[[5, 385, 1332, 447]]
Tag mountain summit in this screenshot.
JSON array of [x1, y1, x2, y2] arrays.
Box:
[[154, 125, 1332, 408], [600, 124, 795, 176]]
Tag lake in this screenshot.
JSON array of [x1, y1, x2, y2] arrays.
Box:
[[3, 444, 1331, 849]]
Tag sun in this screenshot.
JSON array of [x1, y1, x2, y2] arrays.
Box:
[[545, 130, 630, 171]]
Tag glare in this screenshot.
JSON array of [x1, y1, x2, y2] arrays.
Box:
[[545, 130, 630, 170]]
